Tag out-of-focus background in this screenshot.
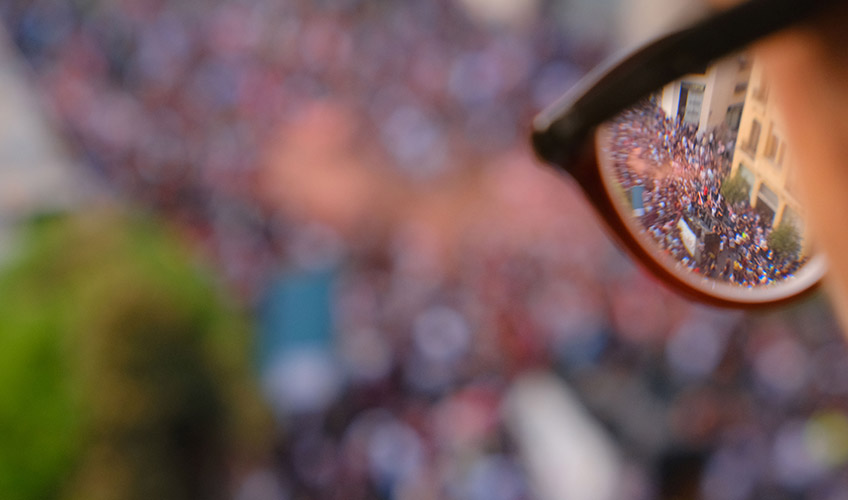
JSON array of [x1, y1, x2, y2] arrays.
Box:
[[2, 0, 848, 499]]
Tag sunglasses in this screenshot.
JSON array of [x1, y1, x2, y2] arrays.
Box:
[[532, 0, 839, 307]]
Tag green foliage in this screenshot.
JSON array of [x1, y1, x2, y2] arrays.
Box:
[[0, 211, 269, 500], [720, 171, 751, 206], [769, 220, 802, 261]]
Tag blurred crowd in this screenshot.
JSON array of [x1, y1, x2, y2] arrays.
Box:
[[608, 103, 803, 287], [3, 0, 848, 499], [1, 0, 590, 298]]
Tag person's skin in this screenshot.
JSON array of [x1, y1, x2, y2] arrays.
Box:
[[756, 2, 848, 325]]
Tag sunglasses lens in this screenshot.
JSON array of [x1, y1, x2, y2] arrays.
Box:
[[597, 50, 822, 299]]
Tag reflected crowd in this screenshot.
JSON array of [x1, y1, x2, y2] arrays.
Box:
[[3, 1, 848, 499], [608, 103, 804, 287]]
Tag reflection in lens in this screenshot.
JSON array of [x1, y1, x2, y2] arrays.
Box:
[[601, 52, 810, 288]]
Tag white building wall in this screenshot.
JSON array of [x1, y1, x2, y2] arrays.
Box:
[[659, 55, 750, 135]]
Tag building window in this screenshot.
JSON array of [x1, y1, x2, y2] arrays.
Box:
[[758, 182, 779, 208], [678, 82, 705, 126], [754, 80, 769, 104], [764, 132, 779, 161], [726, 104, 744, 131], [756, 182, 779, 226], [744, 119, 761, 155]]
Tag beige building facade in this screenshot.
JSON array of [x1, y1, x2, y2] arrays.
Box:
[[729, 60, 803, 235]]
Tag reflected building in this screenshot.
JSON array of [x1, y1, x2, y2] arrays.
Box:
[[729, 60, 804, 236], [605, 50, 809, 287], [657, 53, 752, 134]]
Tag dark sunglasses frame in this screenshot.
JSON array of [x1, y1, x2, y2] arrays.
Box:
[[531, 0, 837, 307]]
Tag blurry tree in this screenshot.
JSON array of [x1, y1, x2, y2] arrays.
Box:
[[720, 171, 750, 206], [768, 220, 802, 261], [0, 209, 270, 500]]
